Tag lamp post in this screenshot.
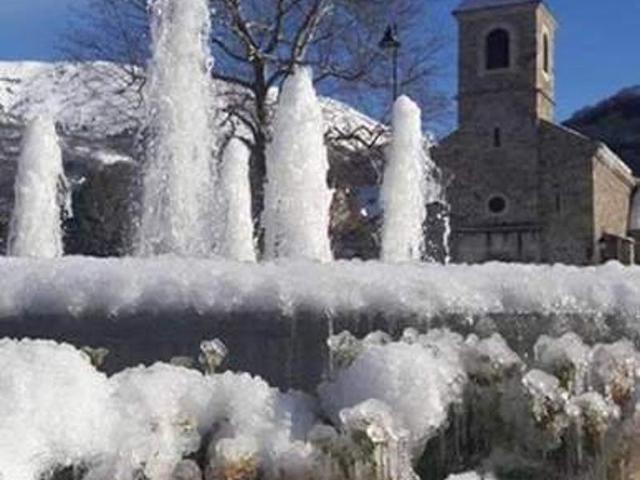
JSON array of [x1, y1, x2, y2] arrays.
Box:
[[378, 24, 402, 102]]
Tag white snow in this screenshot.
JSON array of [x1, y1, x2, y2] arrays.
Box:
[[0, 61, 141, 136], [0, 61, 386, 152], [262, 68, 333, 262], [7, 116, 66, 258], [0, 339, 114, 480], [446, 473, 496, 480]]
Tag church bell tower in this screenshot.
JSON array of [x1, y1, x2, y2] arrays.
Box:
[[454, 0, 557, 129]]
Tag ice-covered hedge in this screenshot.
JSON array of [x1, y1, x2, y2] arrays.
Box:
[[3, 324, 640, 480]]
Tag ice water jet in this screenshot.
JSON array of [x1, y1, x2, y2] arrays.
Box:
[[262, 68, 333, 262], [137, 0, 218, 257], [219, 138, 256, 262], [7, 115, 66, 258], [381, 95, 436, 262]]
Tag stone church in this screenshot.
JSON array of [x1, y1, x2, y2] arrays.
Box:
[[433, 0, 640, 265]]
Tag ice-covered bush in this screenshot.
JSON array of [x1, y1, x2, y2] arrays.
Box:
[[0, 340, 318, 480], [319, 332, 467, 457], [4, 328, 640, 480], [0, 339, 113, 480], [534, 332, 590, 393]]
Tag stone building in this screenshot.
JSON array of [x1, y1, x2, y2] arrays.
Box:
[[433, 0, 639, 265]]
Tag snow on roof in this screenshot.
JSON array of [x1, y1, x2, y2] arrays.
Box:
[[456, 0, 540, 12]]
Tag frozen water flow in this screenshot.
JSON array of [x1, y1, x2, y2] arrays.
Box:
[[7, 115, 67, 258], [263, 68, 333, 262], [381, 96, 433, 262], [137, 0, 218, 257], [219, 138, 256, 262]]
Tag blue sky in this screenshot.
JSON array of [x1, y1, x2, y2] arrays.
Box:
[[0, 0, 638, 126]]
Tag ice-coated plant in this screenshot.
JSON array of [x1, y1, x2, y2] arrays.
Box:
[[80, 346, 110, 369], [199, 338, 228, 374]]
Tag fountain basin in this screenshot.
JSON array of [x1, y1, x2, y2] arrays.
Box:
[[1, 258, 639, 389]]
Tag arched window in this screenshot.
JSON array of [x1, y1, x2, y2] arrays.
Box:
[[486, 29, 510, 70], [543, 33, 550, 73]]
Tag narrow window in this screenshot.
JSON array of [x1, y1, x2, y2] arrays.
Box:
[[486, 29, 510, 70], [493, 127, 501, 147], [555, 194, 561, 212], [543, 34, 550, 73]]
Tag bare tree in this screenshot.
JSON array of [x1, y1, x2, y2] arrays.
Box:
[[62, 0, 450, 222]]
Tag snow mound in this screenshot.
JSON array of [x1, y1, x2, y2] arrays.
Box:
[[320, 332, 467, 453], [0, 339, 316, 480], [0, 339, 113, 480]]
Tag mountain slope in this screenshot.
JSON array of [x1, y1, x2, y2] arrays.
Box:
[[565, 86, 640, 176]]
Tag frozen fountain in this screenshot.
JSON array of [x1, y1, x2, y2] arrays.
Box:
[[381, 96, 430, 262], [3, 1, 640, 479], [7, 115, 67, 258], [136, 0, 218, 257], [262, 68, 333, 262], [219, 138, 256, 262]]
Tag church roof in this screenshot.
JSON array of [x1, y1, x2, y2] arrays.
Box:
[[456, 0, 541, 12]]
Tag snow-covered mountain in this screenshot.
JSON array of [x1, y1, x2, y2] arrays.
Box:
[[0, 61, 386, 147]]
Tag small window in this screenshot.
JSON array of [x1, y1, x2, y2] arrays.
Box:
[[486, 29, 510, 70], [493, 127, 501, 147], [488, 195, 507, 215], [543, 34, 550, 73], [555, 193, 561, 212]]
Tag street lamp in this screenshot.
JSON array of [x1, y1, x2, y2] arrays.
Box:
[[378, 24, 402, 102]]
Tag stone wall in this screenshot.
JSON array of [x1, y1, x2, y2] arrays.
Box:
[[537, 122, 597, 265], [592, 145, 636, 262]]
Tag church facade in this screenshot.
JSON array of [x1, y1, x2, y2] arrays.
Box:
[[433, 0, 639, 265]]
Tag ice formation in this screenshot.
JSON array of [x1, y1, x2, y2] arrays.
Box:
[[0, 339, 317, 480], [2, 327, 640, 480], [7, 115, 67, 258], [219, 138, 256, 262], [381, 96, 434, 262], [2, 259, 640, 337], [137, 0, 218, 257], [0, 339, 113, 480], [320, 333, 467, 455], [263, 68, 333, 262], [446, 473, 495, 480]]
